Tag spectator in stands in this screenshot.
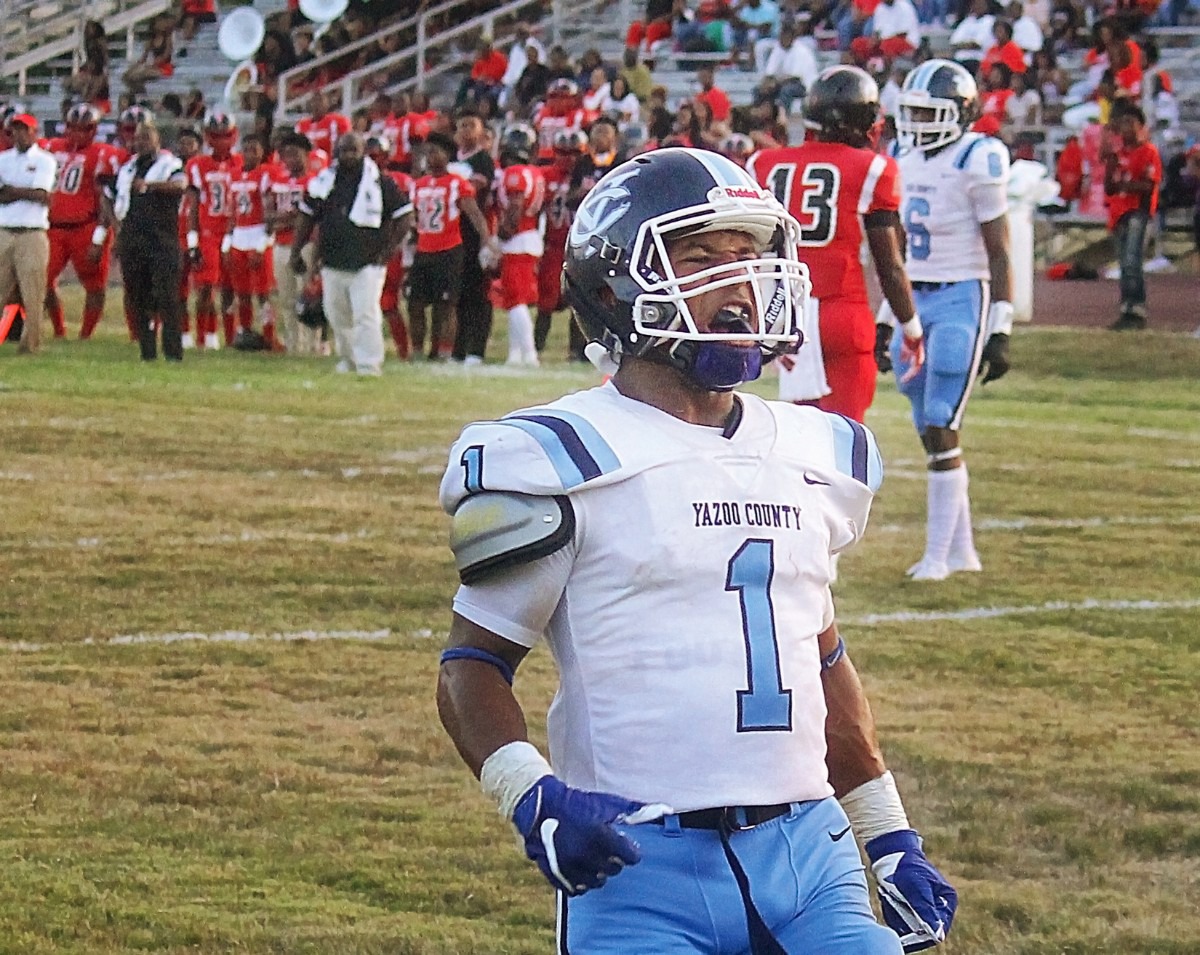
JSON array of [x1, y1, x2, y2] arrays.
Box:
[[619, 48, 655, 101], [1046, 0, 1081, 55], [123, 13, 176, 95], [575, 48, 609, 89], [1030, 46, 1066, 106], [669, 99, 707, 146], [675, 0, 735, 59], [759, 23, 819, 114], [626, 0, 675, 57], [1104, 102, 1161, 330], [601, 76, 642, 127], [514, 45, 551, 108], [850, 0, 921, 67], [185, 88, 206, 121], [978, 62, 1015, 136], [731, 0, 781, 68], [64, 20, 111, 111], [502, 22, 546, 91], [160, 92, 184, 119], [1006, 68, 1043, 131], [981, 19, 1028, 77], [694, 65, 731, 122], [546, 46, 576, 84], [582, 67, 612, 114], [179, 0, 217, 42], [949, 0, 994, 74], [1007, 1, 1044, 54], [458, 35, 508, 110], [255, 30, 298, 113]]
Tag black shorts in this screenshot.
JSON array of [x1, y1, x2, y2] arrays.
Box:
[[406, 246, 465, 304]]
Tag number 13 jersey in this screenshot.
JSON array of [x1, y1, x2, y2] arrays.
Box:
[[440, 383, 883, 812], [748, 141, 899, 305], [894, 132, 1009, 283]]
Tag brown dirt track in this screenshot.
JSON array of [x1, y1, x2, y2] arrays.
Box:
[[1031, 273, 1200, 332]]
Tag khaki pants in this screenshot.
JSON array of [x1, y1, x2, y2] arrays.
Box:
[[321, 264, 386, 374], [273, 243, 322, 355], [0, 228, 49, 353]]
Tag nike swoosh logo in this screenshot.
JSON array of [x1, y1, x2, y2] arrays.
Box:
[[804, 473, 831, 486], [829, 825, 852, 842]]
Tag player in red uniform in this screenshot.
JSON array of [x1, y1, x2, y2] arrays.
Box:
[[533, 79, 588, 162], [366, 134, 415, 359], [747, 66, 923, 423], [406, 131, 493, 360], [225, 132, 277, 349], [494, 125, 546, 366], [266, 131, 319, 354], [174, 126, 202, 348], [534, 129, 584, 357], [44, 104, 120, 339], [296, 90, 352, 159], [185, 111, 242, 348]]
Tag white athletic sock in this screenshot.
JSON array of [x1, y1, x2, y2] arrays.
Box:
[[507, 305, 536, 363], [948, 463, 982, 572], [908, 467, 966, 578]]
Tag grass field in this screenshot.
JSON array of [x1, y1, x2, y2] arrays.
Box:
[[2, 299, 1199, 954]]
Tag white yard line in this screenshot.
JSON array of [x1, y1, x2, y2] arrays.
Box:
[[0, 528, 377, 552], [875, 514, 1200, 534], [5, 599, 1198, 654]]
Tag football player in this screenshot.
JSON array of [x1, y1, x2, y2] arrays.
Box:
[[437, 148, 956, 955], [891, 59, 1014, 581], [295, 89, 351, 159], [533, 79, 587, 162], [366, 133, 415, 359], [225, 132, 277, 349], [44, 103, 121, 339], [185, 110, 242, 348], [175, 126, 202, 348], [748, 66, 924, 425], [494, 125, 546, 367], [534, 129, 585, 356]]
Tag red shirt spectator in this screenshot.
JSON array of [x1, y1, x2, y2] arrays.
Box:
[[981, 39, 1026, 76], [695, 66, 731, 123], [470, 44, 508, 85]]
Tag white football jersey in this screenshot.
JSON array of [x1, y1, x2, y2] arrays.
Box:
[[896, 132, 1009, 283], [440, 383, 883, 812]]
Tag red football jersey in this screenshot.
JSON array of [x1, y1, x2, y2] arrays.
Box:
[[412, 172, 475, 253], [541, 163, 574, 243], [296, 113, 351, 158], [267, 166, 312, 245], [46, 139, 119, 226], [497, 164, 546, 236], [186, 153, 243, 231], [748, 141, 900, 304], [533, 107, 588, 160], [1106, 140, 1161, 228], [385, 169, 414, 197], [230, 163, 269, 230]]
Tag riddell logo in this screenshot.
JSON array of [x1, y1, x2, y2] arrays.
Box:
[[724, 187, 761, 199]]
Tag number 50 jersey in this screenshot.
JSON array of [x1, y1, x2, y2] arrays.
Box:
[[440, 383, 883, 812], [747, 141, 900, 305]]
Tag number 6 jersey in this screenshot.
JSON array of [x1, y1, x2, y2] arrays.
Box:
[[747, 141, 900, 306], [439, 383, 883, 812]]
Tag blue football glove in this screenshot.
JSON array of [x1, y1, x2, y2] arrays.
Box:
[[511, 775, 645, 896], [865, 829, 958, 952]]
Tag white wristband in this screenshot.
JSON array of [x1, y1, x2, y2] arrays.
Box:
[[91, 225, 108, 245], [838, 770, 911, 844], [901, 313, 923, 340], [186, 230, 199, 250], [480, 740, 553, 822], [988, 301, 1014, 337], [220, 235, 233, 255]]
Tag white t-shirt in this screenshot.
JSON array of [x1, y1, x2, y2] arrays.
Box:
[[0, 144, 56, 229], [896, 132, 1010, 282], [440, 383, 883, 811], [872, 0, 921, 47], [949, 13, 995, 60]]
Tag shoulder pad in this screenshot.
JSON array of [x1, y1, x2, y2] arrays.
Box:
[[827, 414, 884, 492], [955, 133, 1009, 183], [450, 491, 574, 584]]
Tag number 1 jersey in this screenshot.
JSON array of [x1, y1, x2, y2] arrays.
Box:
[[748, 141, 899, 305], [440, 383, 883, 811]]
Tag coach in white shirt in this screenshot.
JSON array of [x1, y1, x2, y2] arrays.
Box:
[[949, 0, 995, 71], [1007, 1, 1044, 54], [0, 113, 56, 354], [850, 0, 921, 65]]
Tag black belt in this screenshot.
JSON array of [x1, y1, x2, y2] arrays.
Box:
[[911, 280, 956, 292], [0, 226, 44, 233], [662, 803, 793, 831]]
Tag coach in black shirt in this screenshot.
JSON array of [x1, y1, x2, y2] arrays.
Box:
[[104, 119, 186, 361], [292, 132, 411, 375]]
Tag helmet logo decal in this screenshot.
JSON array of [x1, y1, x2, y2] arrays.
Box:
[[568, 166, 638, 257]]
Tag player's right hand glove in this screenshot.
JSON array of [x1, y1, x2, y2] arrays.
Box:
[[511, 775, 646, 896], [866, 829, 958, 953], [874, 323, 893, 374], [978, 333, 1010, 384]]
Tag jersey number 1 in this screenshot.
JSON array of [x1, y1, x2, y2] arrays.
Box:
[[727, 539, 792, 732]]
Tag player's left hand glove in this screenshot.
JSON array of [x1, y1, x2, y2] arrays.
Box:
[[512, 775, 647, 896], [866, 829, 958, 953], [874, 323, 893, 374], [978, 333, 1010, 384]]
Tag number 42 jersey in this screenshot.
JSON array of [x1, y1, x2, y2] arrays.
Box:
[[440, 383, 883, 812]]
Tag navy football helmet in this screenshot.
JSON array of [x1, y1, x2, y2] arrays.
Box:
[[563, 148, 809, 390], [804, 65, 882, 148], [499, 124, 537, 166], [896, 59, 979, 152]]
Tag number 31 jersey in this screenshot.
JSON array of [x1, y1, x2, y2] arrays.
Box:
[[895, 132, 1009, 283], [748, 141, 899, 305], [440, 383, 883, 812]]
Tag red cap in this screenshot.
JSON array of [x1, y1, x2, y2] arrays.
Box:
[[9, 113, 37, 130]]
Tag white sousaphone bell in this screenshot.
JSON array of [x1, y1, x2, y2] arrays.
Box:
[[218, 7, 265, 109]]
